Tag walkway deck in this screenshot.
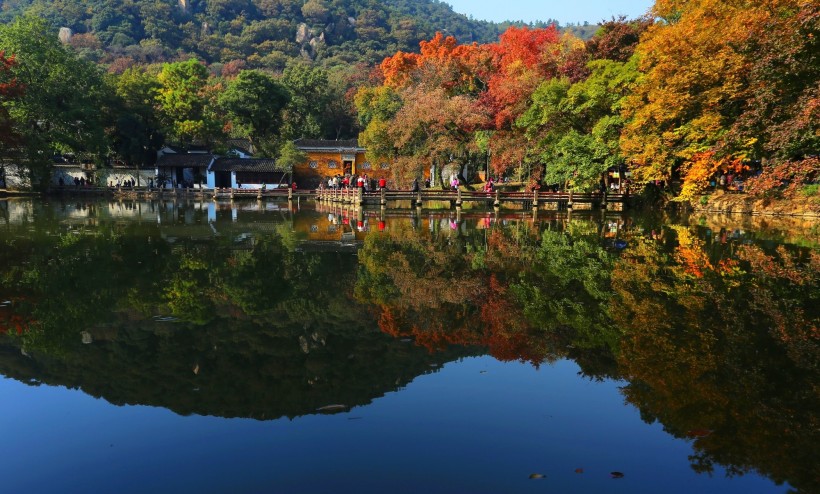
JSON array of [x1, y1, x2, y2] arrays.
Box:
[[316, 187, 627, 210], [41, 186, 628, 210]]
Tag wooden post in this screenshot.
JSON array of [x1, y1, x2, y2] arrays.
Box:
[[567, 190, 573, 209], [288, 187, 293, 200], [230, 187, 235, 200], [357, 186, 364, 205], [456, 187, 462, 207], [257, 188, 262, 200], [380, 187, 386, 206], [416, 190, 423, 208], [532, 188, 539, 209], [493, 189, 500, 209], [212, 188, 218, 201]]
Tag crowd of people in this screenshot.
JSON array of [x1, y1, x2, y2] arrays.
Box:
[[322, 174, 389, 191], [711, 172, 745, 192], [57, 176, 153, 188]]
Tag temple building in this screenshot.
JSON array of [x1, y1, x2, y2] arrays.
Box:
[[293, 139, 391, 188]]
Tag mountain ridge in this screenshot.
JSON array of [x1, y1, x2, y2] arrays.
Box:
[[0, 0, 582, 71]]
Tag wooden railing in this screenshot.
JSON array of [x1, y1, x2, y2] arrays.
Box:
[[315, 187, 627, 209], [46, 185, 628, 210]]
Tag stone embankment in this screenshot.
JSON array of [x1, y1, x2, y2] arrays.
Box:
[[688, 190, 819, 219]]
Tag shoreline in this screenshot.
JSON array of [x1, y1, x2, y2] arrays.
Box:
[[679, 190, 819, 220]]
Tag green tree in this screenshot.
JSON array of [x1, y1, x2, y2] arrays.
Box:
[[519, 59, 638, 191], [275, 140, 307, 174], [0, 15, 109, 188], [279, 63, 332, 140], [156, 58, 221, 144], [108, 66, 164, 166], [218, 69, 289, 156]]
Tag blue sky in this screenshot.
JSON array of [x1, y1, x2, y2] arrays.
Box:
[[444, 0, 655, 25]]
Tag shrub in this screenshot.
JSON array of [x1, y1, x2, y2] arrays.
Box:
[[744, 157, 819, 198]]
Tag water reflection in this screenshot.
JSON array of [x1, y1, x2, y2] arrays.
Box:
[[0, 198, 817, 492]]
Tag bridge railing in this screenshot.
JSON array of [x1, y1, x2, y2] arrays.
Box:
[[314, 187, 628, 205]]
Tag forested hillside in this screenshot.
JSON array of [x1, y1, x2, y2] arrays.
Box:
[[0, 0, 553, 70]]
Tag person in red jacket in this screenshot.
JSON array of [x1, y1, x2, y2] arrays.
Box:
[[378, 177, 387, 190]]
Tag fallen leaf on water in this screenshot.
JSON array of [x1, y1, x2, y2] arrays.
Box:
[[574, 468, 584, 474], [610, 471, 624, 479], [528, 474, 546, 480]]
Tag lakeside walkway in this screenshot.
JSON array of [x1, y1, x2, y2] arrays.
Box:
[[34, 186, 628, 210], [316, 187, 627, 211]]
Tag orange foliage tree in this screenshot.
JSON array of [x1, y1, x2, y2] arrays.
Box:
[[621, 0, 817, 197], [620, 0, 761, 183]]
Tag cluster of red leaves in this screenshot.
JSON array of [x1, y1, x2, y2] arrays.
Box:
[[744, 157, 819, 198], [483, 26, 561, 129], [0, 50, 23, 148], [737, 245, 818, 287], [480, 274, 543, 365], [0, 300, 29, 335], [380, 33, 484, 93]]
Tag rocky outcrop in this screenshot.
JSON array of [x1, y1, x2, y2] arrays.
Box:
[[296, 23, 327, 60], [295, 23, 311, 44], [58, 27, 73, 43]]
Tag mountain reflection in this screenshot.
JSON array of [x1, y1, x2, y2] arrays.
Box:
[[0, 199, 817, 493]]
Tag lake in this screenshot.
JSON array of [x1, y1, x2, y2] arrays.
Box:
[[0, 197, 816, 493]]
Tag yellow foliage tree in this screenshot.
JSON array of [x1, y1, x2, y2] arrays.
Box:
[[620, 0, 767, 185]]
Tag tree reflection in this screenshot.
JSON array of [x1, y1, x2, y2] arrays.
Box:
[[0, 217, 478, 419], [356, 214, 818, 492], [612, 226, 818, 493], [0, 202, 816, 491]]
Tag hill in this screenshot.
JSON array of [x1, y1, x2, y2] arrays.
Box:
[[0, 0, 564, 71]]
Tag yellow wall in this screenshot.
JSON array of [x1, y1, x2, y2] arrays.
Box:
[[294, 150, 391, 187]]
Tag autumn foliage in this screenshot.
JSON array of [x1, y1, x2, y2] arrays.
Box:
[[360, 1, 816, 197], [0, 50, 22, 149]]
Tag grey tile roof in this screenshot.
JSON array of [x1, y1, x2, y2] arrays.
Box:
[[156, 154, 216, 168], [211, 158, 284, 173], [226, 138, 254, 154], [294, 138, 362, 150]]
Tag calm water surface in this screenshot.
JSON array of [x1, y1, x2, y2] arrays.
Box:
[[0, 198, 816, 493]]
